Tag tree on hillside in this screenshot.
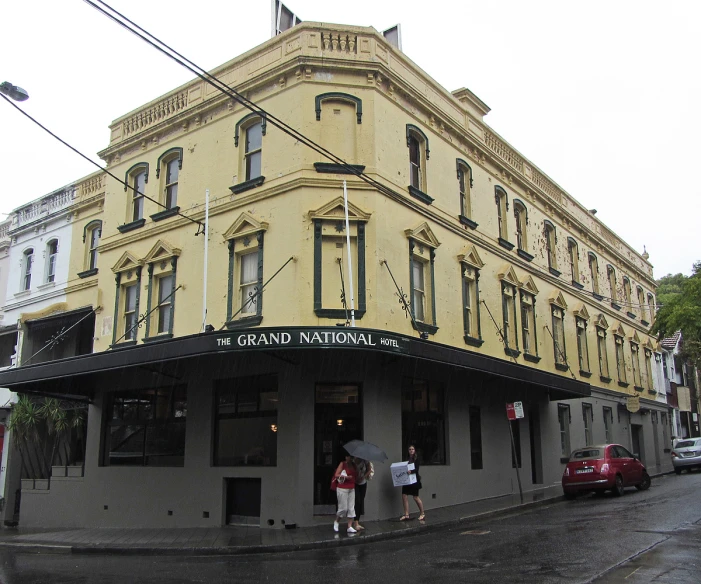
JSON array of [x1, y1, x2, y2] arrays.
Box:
[[651, 261, 701, 368], [656, 272, 688, 308]]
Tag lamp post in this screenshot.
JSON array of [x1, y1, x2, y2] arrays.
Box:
[[0, 81, 29, 102]]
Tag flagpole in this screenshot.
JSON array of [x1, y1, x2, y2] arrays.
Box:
[[343, 180, 356, 327], [202, 188, 209, 331]]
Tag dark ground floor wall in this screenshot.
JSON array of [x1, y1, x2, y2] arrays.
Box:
[[16, 351, 673, 529]]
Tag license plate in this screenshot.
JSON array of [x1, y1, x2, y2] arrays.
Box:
[[683, 452, 698, 458], [576, 468, 594, 474]]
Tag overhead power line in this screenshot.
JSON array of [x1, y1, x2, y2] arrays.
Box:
[[0, 94, 204, 231], [84, 0, 407, 204]]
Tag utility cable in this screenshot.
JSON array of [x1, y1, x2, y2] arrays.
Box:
[[85, 0, 409, 204], [0, 93, 204, 231], [87, 1, 661, 315]]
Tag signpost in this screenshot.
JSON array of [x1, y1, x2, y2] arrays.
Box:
[[506, 401, 525, 503]]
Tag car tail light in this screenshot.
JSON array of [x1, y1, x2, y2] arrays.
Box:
[[671, 452, 678, 458], [563, 467, 570, 477], [600, 463, 610, 473]]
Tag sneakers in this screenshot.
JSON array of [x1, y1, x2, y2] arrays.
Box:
[[333, 520, 339, 532], [347, 526, 357, 534]]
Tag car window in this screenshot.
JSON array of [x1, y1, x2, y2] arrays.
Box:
[[675, 440, 696, 448], [617, 446, 633, 458], [571, 449, 601, 459]]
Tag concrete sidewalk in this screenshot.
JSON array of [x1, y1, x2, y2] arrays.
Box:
[[0, 485, 564, 556]]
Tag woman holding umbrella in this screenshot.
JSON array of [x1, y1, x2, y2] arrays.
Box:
[[352, 457, 373, 531], [343, 440, 386, 531]]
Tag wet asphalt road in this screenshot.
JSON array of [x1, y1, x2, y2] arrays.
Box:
[[1, 472, 700, 583]]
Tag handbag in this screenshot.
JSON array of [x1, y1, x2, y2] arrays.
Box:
[[330, 476, 338, 491]]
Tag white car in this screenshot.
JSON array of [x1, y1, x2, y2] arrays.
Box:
[[671, 438, 701, 474]]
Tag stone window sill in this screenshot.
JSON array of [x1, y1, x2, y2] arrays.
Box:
[[117, 218, 146, 233], [498, 238, 514, 251], [150, 207, 180, 222], [407, 185, 434, 205], [77, 268, 98, 279], [555, 363, 569, 372], [517, 249, 534, 262], [230, 176, 265, 195], [459, 215, 478, 230]]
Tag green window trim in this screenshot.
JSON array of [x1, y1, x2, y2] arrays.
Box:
[[313, 219, 367, 319], [123, 162, 149, 192], [406, 124, 430, 159], [227, 232, 265, 323], [234, 112, 267, 147], [143, 257, 178, 340], [111, 267, 142, 347], [409, 239, 437, 332], [315, 92, 363, 124], [155, 147, 183, 178], [461, 263, 482, 344]]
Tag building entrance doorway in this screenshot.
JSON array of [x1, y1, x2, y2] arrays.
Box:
[[631, 424, 644, 465], [313, 384, 361, 515]]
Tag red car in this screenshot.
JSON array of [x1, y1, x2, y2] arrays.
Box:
[[562, 444, 651, 498]]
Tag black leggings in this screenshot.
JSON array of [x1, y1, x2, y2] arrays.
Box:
[[354, 482, 367, 520]]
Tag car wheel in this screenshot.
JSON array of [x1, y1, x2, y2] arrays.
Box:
[[612, 475, 625, 496], [564, 490, 576, 500], [674, 468, 682, 475], [636, 472, 651, 491]]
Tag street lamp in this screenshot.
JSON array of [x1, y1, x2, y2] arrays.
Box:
[[0, 81, 29, 102]]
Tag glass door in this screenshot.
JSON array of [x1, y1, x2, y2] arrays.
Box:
[[313, 384, 361, 515]]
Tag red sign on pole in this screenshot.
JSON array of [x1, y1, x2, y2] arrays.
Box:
[[506, 401, 524, 420]]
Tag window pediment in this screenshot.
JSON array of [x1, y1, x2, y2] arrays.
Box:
[[594, 313, 609, 329], [143, 239, 181, 264], [519, 274, 539, 295], [548, 290, 568, 310], [629, 330, 641, 343], [611, 322, 626, 337], [308, 197, 371, 223], [404, 222, 440, 249], [457, 244, 484, 269], [224, 212, 270, 241], [497, 264, 519, 287], [112, 251, 143, 274], [572, 303, 590, 320]]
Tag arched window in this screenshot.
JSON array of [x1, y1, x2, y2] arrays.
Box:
[[544, 221, 558, 275], [567, 237, 580, 285], [406, 125, 430, 202], [231, 113, 267, 195], [607, 265, 619, 306], [623, 277, 633, 317], [456, 159, 476, 228], [588, 252, 601, 297], [513, 200, 528, 253], [123, 163, 148, 226], [46, 239, 58, 283], [637, 286, 647, 323], [495, 186, 510, 247], [156, 148, 183, 212], [22, 248, 34, 291]]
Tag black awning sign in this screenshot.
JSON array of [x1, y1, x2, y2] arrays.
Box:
[[216, 328, 409, 353]]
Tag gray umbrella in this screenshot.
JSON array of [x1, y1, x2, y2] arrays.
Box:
[[343, 440, 388, 462]]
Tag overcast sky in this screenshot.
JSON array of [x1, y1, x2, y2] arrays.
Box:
[[2, 0, 698, 278]]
